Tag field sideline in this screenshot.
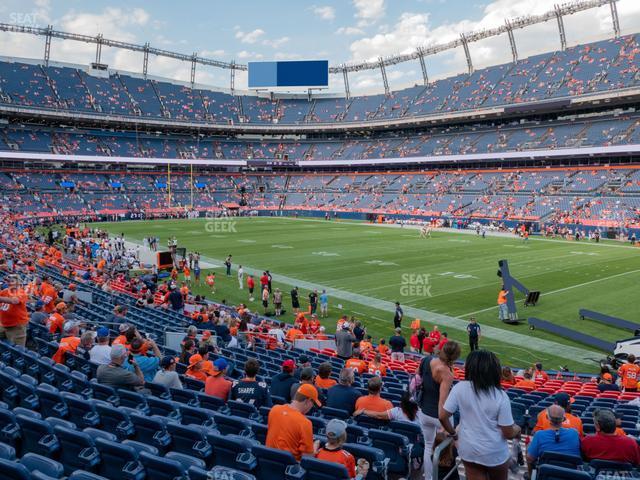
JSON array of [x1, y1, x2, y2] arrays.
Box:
[[94, 216, 640, 373]]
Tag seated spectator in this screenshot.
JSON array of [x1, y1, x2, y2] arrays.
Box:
[[30, 300, 47, 325], [291, 367, 322, 405], [315, 362, 337, 390], [270, 359, 297, 402], [153, 355, 182, 390], [205, 358, 232, 401], [355, 391, 425, 429], [377, 338, 389, 356], [185, 353, 208, 382], [97, 344, 144, 391], [75, 331, 95, 360], [266, 384, 320, 461], [179, 339, 196, 364], [514, 369, 536, 389], [532, 363, 549, 382], [501, 367, 516, 385], [315, 419, 362, 479], [130, 337, 161, 382], [230, 358, 272, 408], [533, 392, 583, 436], [345, 349, 367, 375], [527, 405, 581, 477], [597, 373, 620, 392], [582, 409, 640, 464], [326, 368, 360, 415], [89, 327, 112, 365], [355, 376, 393, 413], [367, 354, 387, 377], [52, 321, 81, 364]]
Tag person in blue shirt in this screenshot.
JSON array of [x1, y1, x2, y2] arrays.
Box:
[[467, 317, 481, 351], [130, 337, 162, 382], [231, 358, 272, 408], [319, 290, 329, 318], [270, 359, 298, 402], [527, 405, 581, 477], [326, 368, 361, 415]]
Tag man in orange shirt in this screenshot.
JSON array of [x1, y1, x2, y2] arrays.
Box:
[[359, 335, 373, 353], [185, 354, 208, 382], [618, 355, 640, 392], [0, 275, 29, 347], [355, 377, 393, 413], [40, 278, 59, 313], [52, 321, 81, 364], [367, 354, 387, 377], [533, 393, 583, 436], [533, 363, 549, 383], [345, 349, 367, 375], [266, 384, 320, 461], [204, 358, 232, 401], [47, 302, 67, 335], [315, 362, 337, 390], [514, 369, 537, 390], [286, 325, 303, 343], [497, 285, 509, 322], [377, 339, 389, 356]]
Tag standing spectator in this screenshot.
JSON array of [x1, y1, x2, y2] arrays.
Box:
[[166, 286, 184, 312], [90, 327, 112, 365], [335, 323, 356, 360], [247, 275, 255, 301], [290, 287, 301, 313], [440, 350, 521, 480], [581, 409, 640, 464], [393, 301, 403, 329], [308, 289, 318, 315], [527, 405, 581, 477], [97, 344, 145, 392], [153, 356, 183, 390], [237, 265, 244, 289], [273, 288, 283, 316], [266, 384, 320, 461], [467, 317, 481, 351], [389, 328, 407, 363], [353, 321, 365, 342], [618, 355, 640, 392], [261, 286, 269, 315], [355, 376, 392, 413], [413, 341, 461, 480], [0, 275, 29, 347], [230, 359, 272, 408], [204, 358, 231, 401], [319, 289, 328, 318], [497, 286, 509, 321], [326, 368, 360, 415], [270, 359, 298, 402], [225, 255, 232, 276], [266, 270, 273, 293]]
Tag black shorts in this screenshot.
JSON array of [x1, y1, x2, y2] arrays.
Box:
[[292, 300, 300, 308], [262, 300, 268, 307], [249, 288, 254, 294]]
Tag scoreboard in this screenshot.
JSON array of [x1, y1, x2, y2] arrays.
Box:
[[248, 60, 329, 89]]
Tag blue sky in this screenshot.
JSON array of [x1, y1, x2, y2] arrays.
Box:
[[1, 0, 639, 93]]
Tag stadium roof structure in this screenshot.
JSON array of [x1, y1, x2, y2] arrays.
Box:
[[0, 0, 622, 97]]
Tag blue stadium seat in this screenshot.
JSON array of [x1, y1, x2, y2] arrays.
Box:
[[139, 451, 187, 480], [368, 429, 410, 476], [228, 400, 261, 420], [15, 377, 40, 410], [147, 397, 181, 422], [36, 386, 68, 420], [45, 417, 77, 431], [129, 413, 172, 453], [343, 443, 388, 480], [53, 426, 100, 475], [0, 458, 32, 480], [121, 440, 159, 457], [0, 441, 15, 460], [144, 382, 172, 400], [94, 403, 134, 440], [212, 413, 254, 437], [252, 445, 301, 480], [15, 414, 60, 458], [196, 392, 227, 412], [20, 453, 64, 479], [82, 428, 117, 442], [389, 420, 424, 459], [320, 407, 350, 421], [589, 459, 634, 476], [300, 457, 351, 480], [13, 408, 41, 419], [208, 466, 257, 480], [207, 432, 256, 471], [60, 394, 100, 429], [166, 423, 213, 465], [88, 384, 119, 407], [538, 451, 583, 470], [170, 388, 199, 407], [164, 451, 207, 471], [0, 409, 21, 449], [94, 437, 145, 480], [116, 390, 150, 415], [536, 464, 593, 480], [67, 472, 109, 480]]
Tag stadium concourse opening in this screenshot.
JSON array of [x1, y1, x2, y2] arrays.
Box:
[[3, 1, 640, 479]]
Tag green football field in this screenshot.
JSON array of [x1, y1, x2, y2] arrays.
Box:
[[94, 216, 640, 373]]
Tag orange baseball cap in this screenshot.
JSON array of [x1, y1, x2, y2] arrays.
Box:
[[297, 384, 321, 407], [202, 330, 212, 340], [603, 373, 613, 381], [188, 354, 203, 367], [55, 302, 67, 310]]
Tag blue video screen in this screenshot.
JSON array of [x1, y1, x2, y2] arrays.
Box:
[[248, 60, 328, 88]]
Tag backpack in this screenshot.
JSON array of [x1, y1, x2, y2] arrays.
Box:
[[409, 355, 432, 404]]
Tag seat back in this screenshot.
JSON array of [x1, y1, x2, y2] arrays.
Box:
[[61, 394, 99, 429], [252, 445, 298, 480], [0, 409, 20, 448], [20, 453, 65, 479], [368, 429, 410, 475], [300, 457, 350, 480], [538, 451, 583, 469], [130, 414, 171, 453], [36, 386, 68, 420], [166, 423, 212, 464], [95, 437, 145, 480], [15, 414, 59, 458], [179, 406, 216, 428], [207, 432, 254, 470], [537, 464, 593, 480], [139, 451, 186, 480], [0, 458, 32, 480], [53, 425, 100, 475], [343, 443, 387, 480], [94, 404, 134, 440]]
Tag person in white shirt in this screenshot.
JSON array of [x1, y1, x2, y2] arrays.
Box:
[[268, 322, 286, 346], [440, 350, 521, 480], [89, 327, 112, 365], [153, 355, 183, 390], [237, 266, 244, 289]]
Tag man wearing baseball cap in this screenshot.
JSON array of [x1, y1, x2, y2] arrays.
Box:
[[266, 383, 321, 461], [52, 321, 81, 364], [205, 358, 231, 401], [0, 275, 29, 347], [598, 372, 620, 393], [89, 327, 112, 365], [533, 392, 583, 436], [153, 355, 183, 390], [270, 359, 297, 402], [315, 419, 357, 478]]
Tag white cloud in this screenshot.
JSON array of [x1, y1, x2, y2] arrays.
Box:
[[336, 26, 365, 36], [200, 49, 226, 58], [312, 5, 335, 21], [275, 52, 302, 60], [237, 50, 263, 60], [353, 0, 385, 25], [234, 28, 265, 44], [262, 36, 290, 49]]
